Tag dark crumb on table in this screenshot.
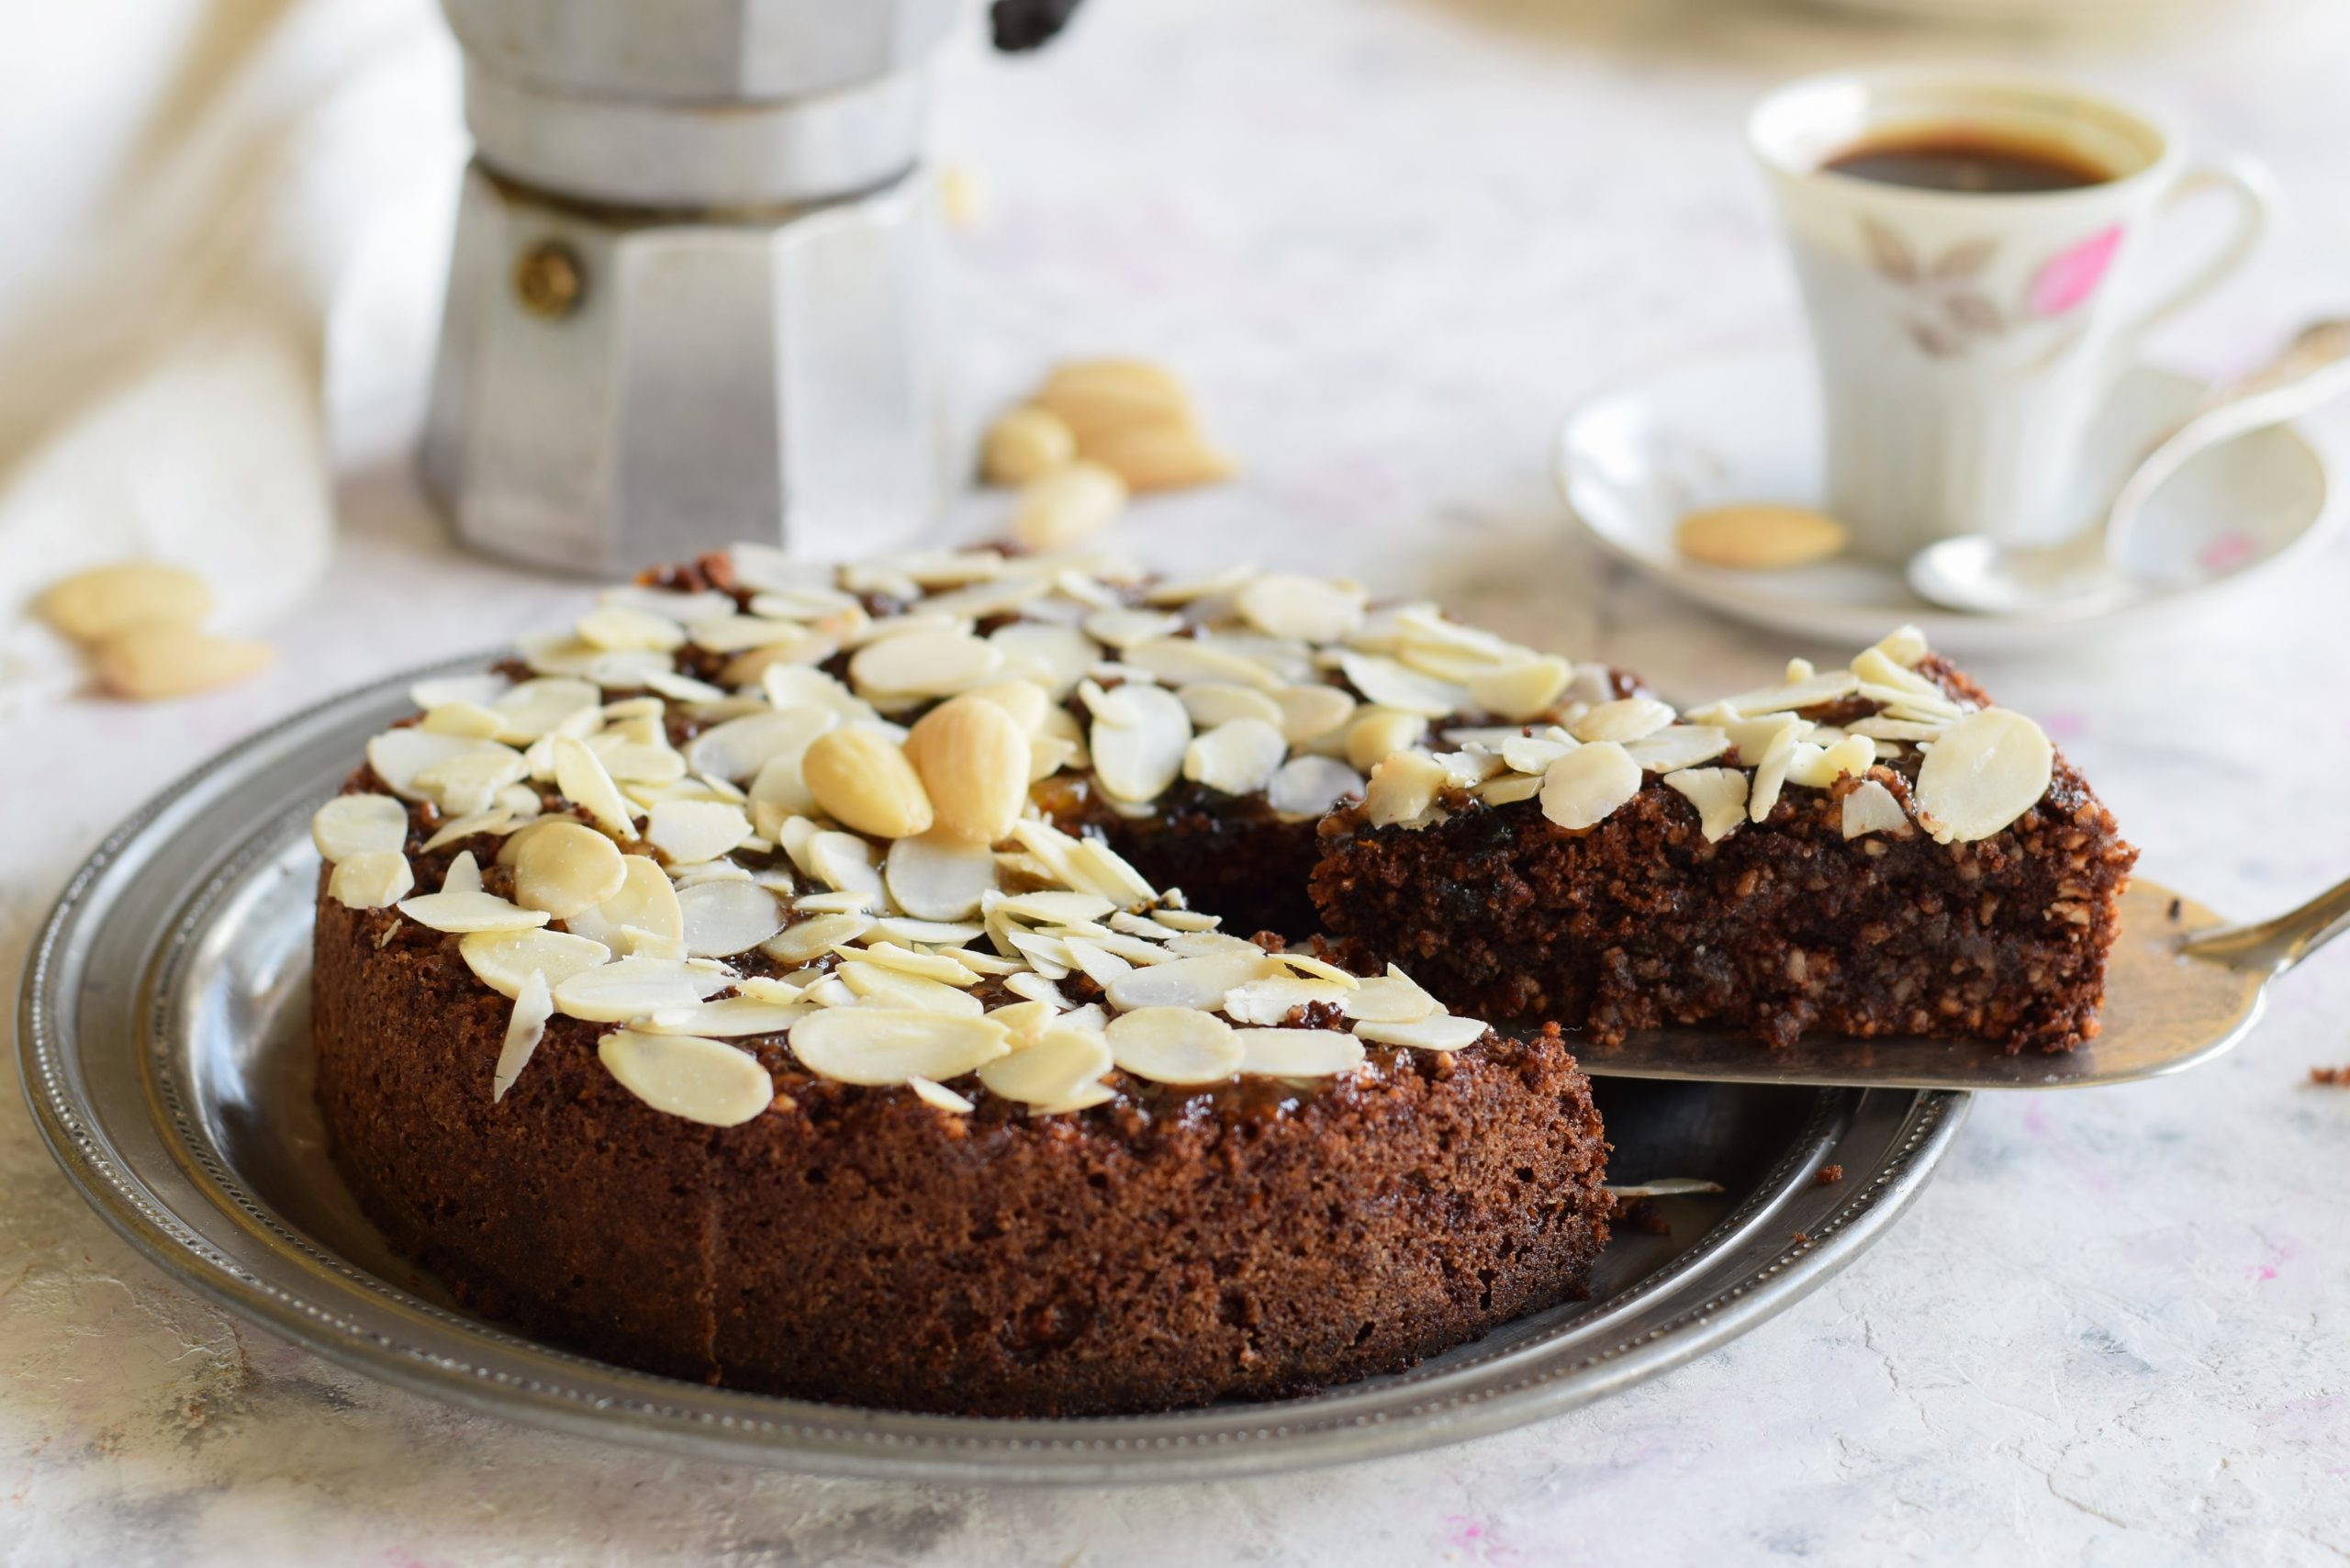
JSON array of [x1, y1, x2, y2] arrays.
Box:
[[1814, 1164, 1845, 1186], [2167, 896, 2184, 921], [2311, 1066, 2348, 1085], [1609, 1195, 1673, 1235]]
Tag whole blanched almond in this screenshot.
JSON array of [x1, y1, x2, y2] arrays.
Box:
[[906, 694, 1032, 846], [1034, 360, 1195, 442], [981, 406, 1077, 486], [1675, 505, 1849, 570], [801, 727, 935, 839], [1080, 419, 1236, 493], [1012, 461, 1127, 551], [94, 622, 272, 700], [41, 563, 212, 642]]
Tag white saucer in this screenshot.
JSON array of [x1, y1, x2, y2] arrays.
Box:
[[1552, 348, 2337, 655]]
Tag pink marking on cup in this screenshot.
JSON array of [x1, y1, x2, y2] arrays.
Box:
[[2030, 226, 2123, 317], [2198, 530, 2258, 574]]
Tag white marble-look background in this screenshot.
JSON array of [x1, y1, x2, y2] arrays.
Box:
[[6, 0, 2348, 1562]]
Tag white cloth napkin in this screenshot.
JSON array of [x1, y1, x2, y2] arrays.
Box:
[[0, 0, 456, 712]]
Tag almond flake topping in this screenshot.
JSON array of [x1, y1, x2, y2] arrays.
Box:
[[491, 970, 554, 1103], [313, 793, 409, 864], [328, 850, 413, 910], [647, 800, 755, 866], [1912, 708, 2053, 844], [1354, 1014, 1488, 1052], [1266, 755, 1364, 819], [977, 1025, 1116, 1107], [460, 928, 611, 1000], [598, 1030, 774, 1126], [554, 957, 730, 1023], [1569, 698, 1676, 745], [397, 885, 548, 935], [1233, 1028, 1367, 1078], [1841, 778, 1913, 839], [1106, 1006, 1242, 1085], [1088, 681, 1192, 803], [788, 1008, 1011, 1085], [677, 879, 785, 958], [1539, 742, 1641, 832], [1182, 718, 1288, 797], [1340, 967, 1440, 1024], [511, 820, 629, 918]]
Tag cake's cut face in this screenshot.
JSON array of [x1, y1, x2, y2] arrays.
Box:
[[308, 543, 1615, 1417], [1311, 631, 2137, 1052]]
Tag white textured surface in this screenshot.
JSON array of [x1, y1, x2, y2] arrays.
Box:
[[7, 0, 2350, 1562]]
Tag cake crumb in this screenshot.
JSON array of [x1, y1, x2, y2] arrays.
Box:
[[2310, 1066, 2347, 1086], [1814, 1164, 1844, 1186], [1607, 1195, 1672, 1235], [1790, 1231, 1812, 1246], [2167, 896, 2183, 921]]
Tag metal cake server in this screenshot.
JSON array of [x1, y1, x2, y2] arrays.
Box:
[[1562, 875, 2350, 1090]]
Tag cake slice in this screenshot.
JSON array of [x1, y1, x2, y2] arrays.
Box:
[[1310, 628, 2136, 1052]]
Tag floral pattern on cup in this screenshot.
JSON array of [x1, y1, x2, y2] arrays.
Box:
[[1863, 218, 2121, 359]]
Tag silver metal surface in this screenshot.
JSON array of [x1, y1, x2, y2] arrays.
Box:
[[1908, 319, 2350, 617], [441, 0, 958, 103], [420, 168, 951, 577], [423, 0, 959, 576], [20, 655, 1965, 1483]]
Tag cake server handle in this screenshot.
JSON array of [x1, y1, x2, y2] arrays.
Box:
[[2177, 873, 2350, 978]]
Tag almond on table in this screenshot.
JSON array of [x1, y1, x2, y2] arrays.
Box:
[[93, 623, 274, 700], [1674, 503, 1849, 570], [39, 562, 213, 642]]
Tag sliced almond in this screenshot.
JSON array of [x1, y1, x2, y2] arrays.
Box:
[[1105, 949, 1280, 1011], [1747, 722, 1803, 823], [1663, 767, 1750, 843], [687, 708, 838, 786], [1337, 651, 1468, 719], [646, 800, 753, 866], [847, 628, 1003, 700], [1265, 756, 1364, 819], [460, 927, 612, 1000], [1179, 682, 1284, 731], [41, 562, 213, 642], [564, 855, 686, 954], [1182, 718, 1287, 797], [576, 604, 686, 653], [804, 830, 887, 902], [552, 956, 729, 1022], [397, 888, 549, 934], [1363, 750, 1450, 828], [963, 678, 1051, 736], [552, 734, 639, 839], [839, 961, 984, 1016], [442, 850, 485, 895], [1106, 1006, 1241, 1084], [981, 404, 1077, 486], [1345, 708, 1428, 773], [638, 995, 809, 1036], [1233, 1028, 1366, 1078], [491, 970, 555, 1103], [1089, 681, 1192, 803], [1236, 574, 1364, 644], [1273, 683, 1356, 746], [905, 695, 1030, 846], [1675, 504, 1849, 570], [677, 879, 785, 957], [511, 820, 629, 918], [1340, 967, 1439, 1025], [1913, 708, 2052, 844], [1122, 636, 1281, 691], [885, 831, 1000, 921], [761, 911, 874, 965], [1623, 725, 1730, 774], [976, 1025, 1114, 1106], [1354, 1014, 1488, 1052], [1222, 975, 1349, 1025], [787, 1007, 1011, 1085], [1841, 778, 1913, 839], [1787, 734, 1875, 790], [1539, 742, 1640, 832], [1569, 698, 1676, 745], [1501, 733, 1577, 775], [312, 793, 409, 864], [1469, 656, 1572, 723], [801, 727, 934, 840], [988, 622, 1098, 698], [598, 1030, 774, 1126], [328, 850, 413, 910], [1871, 624, 1931, 669]]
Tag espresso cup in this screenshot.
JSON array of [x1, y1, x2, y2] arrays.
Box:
[[1749, 73, 2268, 563]]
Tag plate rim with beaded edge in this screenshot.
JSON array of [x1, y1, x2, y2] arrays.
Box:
[[19, 651, 1970, 1484], [1554, 345, 2339, 656]]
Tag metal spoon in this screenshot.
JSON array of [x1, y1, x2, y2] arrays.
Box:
[[1908, 319, 2350, 618], [1554, 874, 2349, 1091]]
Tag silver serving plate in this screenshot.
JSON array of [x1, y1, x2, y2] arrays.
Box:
[[18, 656, 1966, 1484]]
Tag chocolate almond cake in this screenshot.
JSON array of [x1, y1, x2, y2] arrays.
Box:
[[309, 543, 2129, 1417]]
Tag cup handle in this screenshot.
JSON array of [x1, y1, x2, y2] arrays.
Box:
[[2110, 158, 2272, 359]]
